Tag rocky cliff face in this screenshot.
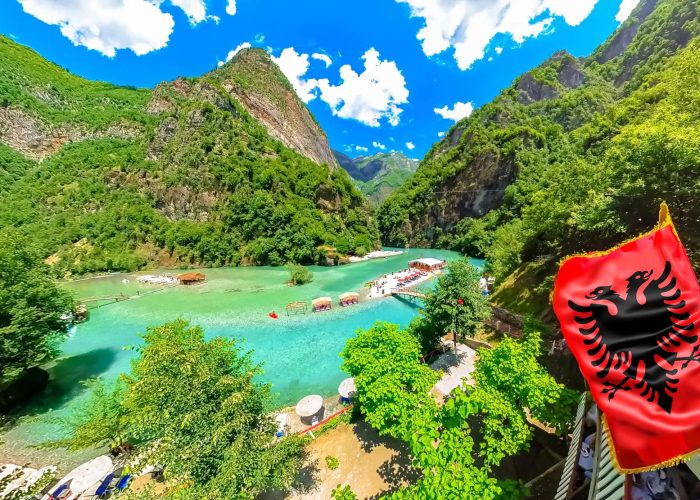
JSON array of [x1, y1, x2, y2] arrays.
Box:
[[213, 48, 338, 169]]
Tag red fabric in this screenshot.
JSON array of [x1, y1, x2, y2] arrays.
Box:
[[553, 221, 700, 471]]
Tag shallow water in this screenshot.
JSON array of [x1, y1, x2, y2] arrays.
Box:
[[1, 249, 479, 464]]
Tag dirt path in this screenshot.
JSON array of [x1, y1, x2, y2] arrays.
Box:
[[288, 421, 417, 499]]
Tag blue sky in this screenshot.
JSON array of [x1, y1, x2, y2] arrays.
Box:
[[2, 0, 639, 159]]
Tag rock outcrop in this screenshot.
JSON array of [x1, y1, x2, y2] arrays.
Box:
[[215, 48, 338, 169]]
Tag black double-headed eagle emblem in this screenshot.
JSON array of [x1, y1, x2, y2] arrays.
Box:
[[569, 262, 699, 413]]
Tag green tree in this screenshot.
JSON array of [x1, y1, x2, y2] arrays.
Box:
[[342, 321, 575, 499], [410, 258, 490, 351], [0, 228, 74, 384], [340, 322, 438, 441], [287, 263, 314, 285], [47, 320, 306, 498]]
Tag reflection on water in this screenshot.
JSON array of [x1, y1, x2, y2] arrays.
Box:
[[1, 249, 477, 466]]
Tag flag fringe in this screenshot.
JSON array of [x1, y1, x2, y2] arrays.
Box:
[[602, 414, 700, 474], [550, 202, 677, 304]]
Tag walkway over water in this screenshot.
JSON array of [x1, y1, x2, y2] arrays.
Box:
[[390, 288, 426, 300]]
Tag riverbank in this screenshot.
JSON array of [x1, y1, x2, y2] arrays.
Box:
[[0, 249, 475, 473]]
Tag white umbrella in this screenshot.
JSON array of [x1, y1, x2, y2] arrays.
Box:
[[295, 395, 323, 417], [338, 378, 357, 399]]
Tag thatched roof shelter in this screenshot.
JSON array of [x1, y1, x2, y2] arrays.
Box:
[[178, 272, 206, 284]]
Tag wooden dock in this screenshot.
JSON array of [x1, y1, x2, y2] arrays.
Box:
[[81, 294, 131, 309]]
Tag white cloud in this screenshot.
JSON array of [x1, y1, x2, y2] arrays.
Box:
[[225, 0, 236, 15], [397, 0, 599, 70], [438, 131, 445, 137], [217, 41, 251, 67], [272, 47, 320, 103], [254, 33, 265, 44], [317, 48, 409, 127], [372, 141, 386, 150], [312, 53, 333, 67], [406, 141, 415, 150], [356, 145, 369, 153], [170, 0, 208, 24], [17, 0, 177, 57], [495, 46, 503, 54], [615, 0, 640, 22], [434, 101, 474, 122]]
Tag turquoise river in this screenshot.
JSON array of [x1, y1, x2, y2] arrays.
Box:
[[0, 248, 475, 468]]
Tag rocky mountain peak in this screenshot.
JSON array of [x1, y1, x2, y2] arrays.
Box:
[[212, 47, 338, 169]]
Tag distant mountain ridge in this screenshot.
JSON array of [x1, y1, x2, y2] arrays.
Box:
[[334, 150, 418, 205]]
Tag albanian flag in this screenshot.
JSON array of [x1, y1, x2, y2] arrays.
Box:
[[552, 204, 700, 472]]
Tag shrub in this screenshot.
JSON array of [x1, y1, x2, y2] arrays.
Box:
[[287, 263, 314, 285]]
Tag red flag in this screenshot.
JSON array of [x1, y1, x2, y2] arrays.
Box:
[[552, 204, 700, 472]]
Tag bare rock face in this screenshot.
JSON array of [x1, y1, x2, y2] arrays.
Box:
[[557, 57, 586, 89], [596, 0, 659, 63], [0, 107, 140, 160], [516, 73, 558, 104], [216, 48, 339, 169], [405, 150, 517, 245]]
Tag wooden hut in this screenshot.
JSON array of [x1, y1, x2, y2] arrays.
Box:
[[339, 292, 359, 307], [408, 258, 447, 272], [178, 272, 206, 285], [311, 297, 332, 312]]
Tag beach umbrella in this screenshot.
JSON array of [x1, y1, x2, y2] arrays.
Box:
[[65, 455, 113, 495], [295, 395, 323, 417], [338, 378, 357, 399]]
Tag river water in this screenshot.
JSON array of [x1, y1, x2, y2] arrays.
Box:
[[1, 249, 476, 468]]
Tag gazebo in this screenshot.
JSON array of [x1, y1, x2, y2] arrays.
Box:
[[339, 292, 359, 307], [312, 297, 332, 312], [408, 258, 447, 272], [178, 272, 206, 285]]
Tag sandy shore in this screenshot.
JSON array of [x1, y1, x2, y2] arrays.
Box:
[[347, 250, 403, 263]]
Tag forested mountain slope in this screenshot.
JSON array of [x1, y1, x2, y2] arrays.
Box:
[[334, 151, 418, 205], [379, 0, 699, 318], [0, 40, 377, 275]]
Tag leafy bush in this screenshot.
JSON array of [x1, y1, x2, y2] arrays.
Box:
[[331, 484, 357, 500], [325, 455, 340, 470], [287, 263, 314, 285]]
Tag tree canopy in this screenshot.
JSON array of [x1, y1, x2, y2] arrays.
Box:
[[410, 258, 490, 351], [0, 228, 73, 384], [47, 320, 306, 498], [341, 322, 438, 441], [342, 319, 577, 499]]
